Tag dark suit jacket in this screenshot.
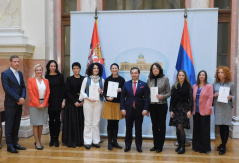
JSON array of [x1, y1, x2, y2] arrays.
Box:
[[1, 68, 26, 107], [120, 80, 149, 116]]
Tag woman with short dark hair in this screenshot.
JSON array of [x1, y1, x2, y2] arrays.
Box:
[[147, 63, 170, 153], [62, 62, 85, 147], [80, 62, 104, 150], [102, 63, 125, 150]]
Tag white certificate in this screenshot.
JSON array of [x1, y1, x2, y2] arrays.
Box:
[[107, 81, 119, 98], [217, 86, 230, 103], [150, 87, 159, 102], [89, 85, 99, 100]]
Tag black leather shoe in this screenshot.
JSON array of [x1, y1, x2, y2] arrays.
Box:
[[55, 139, 59, 147], [156, 149, 162, 153], [177, 147, 185, 154], [124, 146, 131, 152], [175, 145, 181, 152], [92, 143, 100, 148], [219, 147, 226, 155], [34, 142, 43, 150], [49, 139, 54, 147], [217, 144, 223, 151], [199, 151, 207, 153], [150, 147, 157, 151], [14, 144, 26, 150], [85, 145, 91, 149], [136, 146, 143, 153], [108, 142, 113, 150], [112, 142, 122, 149], [7, 146, 18, 153]]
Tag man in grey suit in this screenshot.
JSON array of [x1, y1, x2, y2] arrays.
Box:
[[1, 55, 27, 153]]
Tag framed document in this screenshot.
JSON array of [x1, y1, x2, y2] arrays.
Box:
[[217, 86, 230, 103], [106, 81, 119, 98], [89, 85, 99, 100], [150, 87, 159, 102]]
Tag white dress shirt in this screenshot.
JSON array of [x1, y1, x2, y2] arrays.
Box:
[[10, 67, 20, 85], [36, 78, 46, 99]]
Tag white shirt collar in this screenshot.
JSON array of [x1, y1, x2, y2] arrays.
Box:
[[132, 80, 138, 83], [10, 67, 18, 74]]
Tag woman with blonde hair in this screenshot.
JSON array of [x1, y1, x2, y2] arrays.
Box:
[[169, 70, 193, 154], [28, 64, 50, 150], [213, 66, 234, 155]]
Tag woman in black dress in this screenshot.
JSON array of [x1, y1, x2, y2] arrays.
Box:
[[169, 70, 193, 154], [62, 62, 85, 147], [45, 60, 65, 147]]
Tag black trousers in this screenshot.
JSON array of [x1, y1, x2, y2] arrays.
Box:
[[5, 106, 22, 146], [149, 103, 168, 150], [219, 125, 229, 147], [192, 112, 211, 152], [48, 110, 61, 138], [125, 108, 143, 147]]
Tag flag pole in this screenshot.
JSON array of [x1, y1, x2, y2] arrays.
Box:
[[174, 6, 192, 148], [94, 7, 98, 20], [184, 6, 187, 18]]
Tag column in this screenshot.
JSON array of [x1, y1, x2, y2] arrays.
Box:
[[0, 0, 36, 137], [230, 0, 239, 138]]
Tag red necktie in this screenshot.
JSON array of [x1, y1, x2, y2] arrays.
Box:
[[133, 82, 137, 106]]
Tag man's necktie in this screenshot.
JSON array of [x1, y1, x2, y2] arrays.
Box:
[[133, 82, 137, 106], [15, 71, 20, 85]]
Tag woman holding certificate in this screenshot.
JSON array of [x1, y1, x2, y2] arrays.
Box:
[[169, 70, 193, 154], [147, 63, 170, 153], [213, 66, 234, 155], [62, 62, 85, 148], [102, 63, 125, 150], [192, 70, 213, 153], [80, 62, 104, 150]]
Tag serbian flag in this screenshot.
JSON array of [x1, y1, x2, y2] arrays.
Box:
[[86, 19, 106, 79], [176, 18, 196, 85]]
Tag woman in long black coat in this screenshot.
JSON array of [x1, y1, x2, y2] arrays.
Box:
[[62, 62, 85, 147]]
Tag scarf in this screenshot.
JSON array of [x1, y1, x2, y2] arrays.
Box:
[[90, 75, 101, 83], [152, 74, 161, 86], [171, 81, 191, 107]]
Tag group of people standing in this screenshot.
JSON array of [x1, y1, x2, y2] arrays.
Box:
[[0, 55, 234, 156]]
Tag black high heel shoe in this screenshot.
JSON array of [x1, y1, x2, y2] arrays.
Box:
[[34, 142, 43, 150]]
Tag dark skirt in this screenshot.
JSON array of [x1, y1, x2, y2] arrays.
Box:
[[169, 108, 190, 129], [62, 102, 84, 147], [192, 113, 211, 152], [1, 111, 5, 122]]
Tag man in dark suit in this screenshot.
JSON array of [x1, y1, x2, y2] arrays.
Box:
[[1, 55, 27, 153], [120, 67, 149, 153]]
